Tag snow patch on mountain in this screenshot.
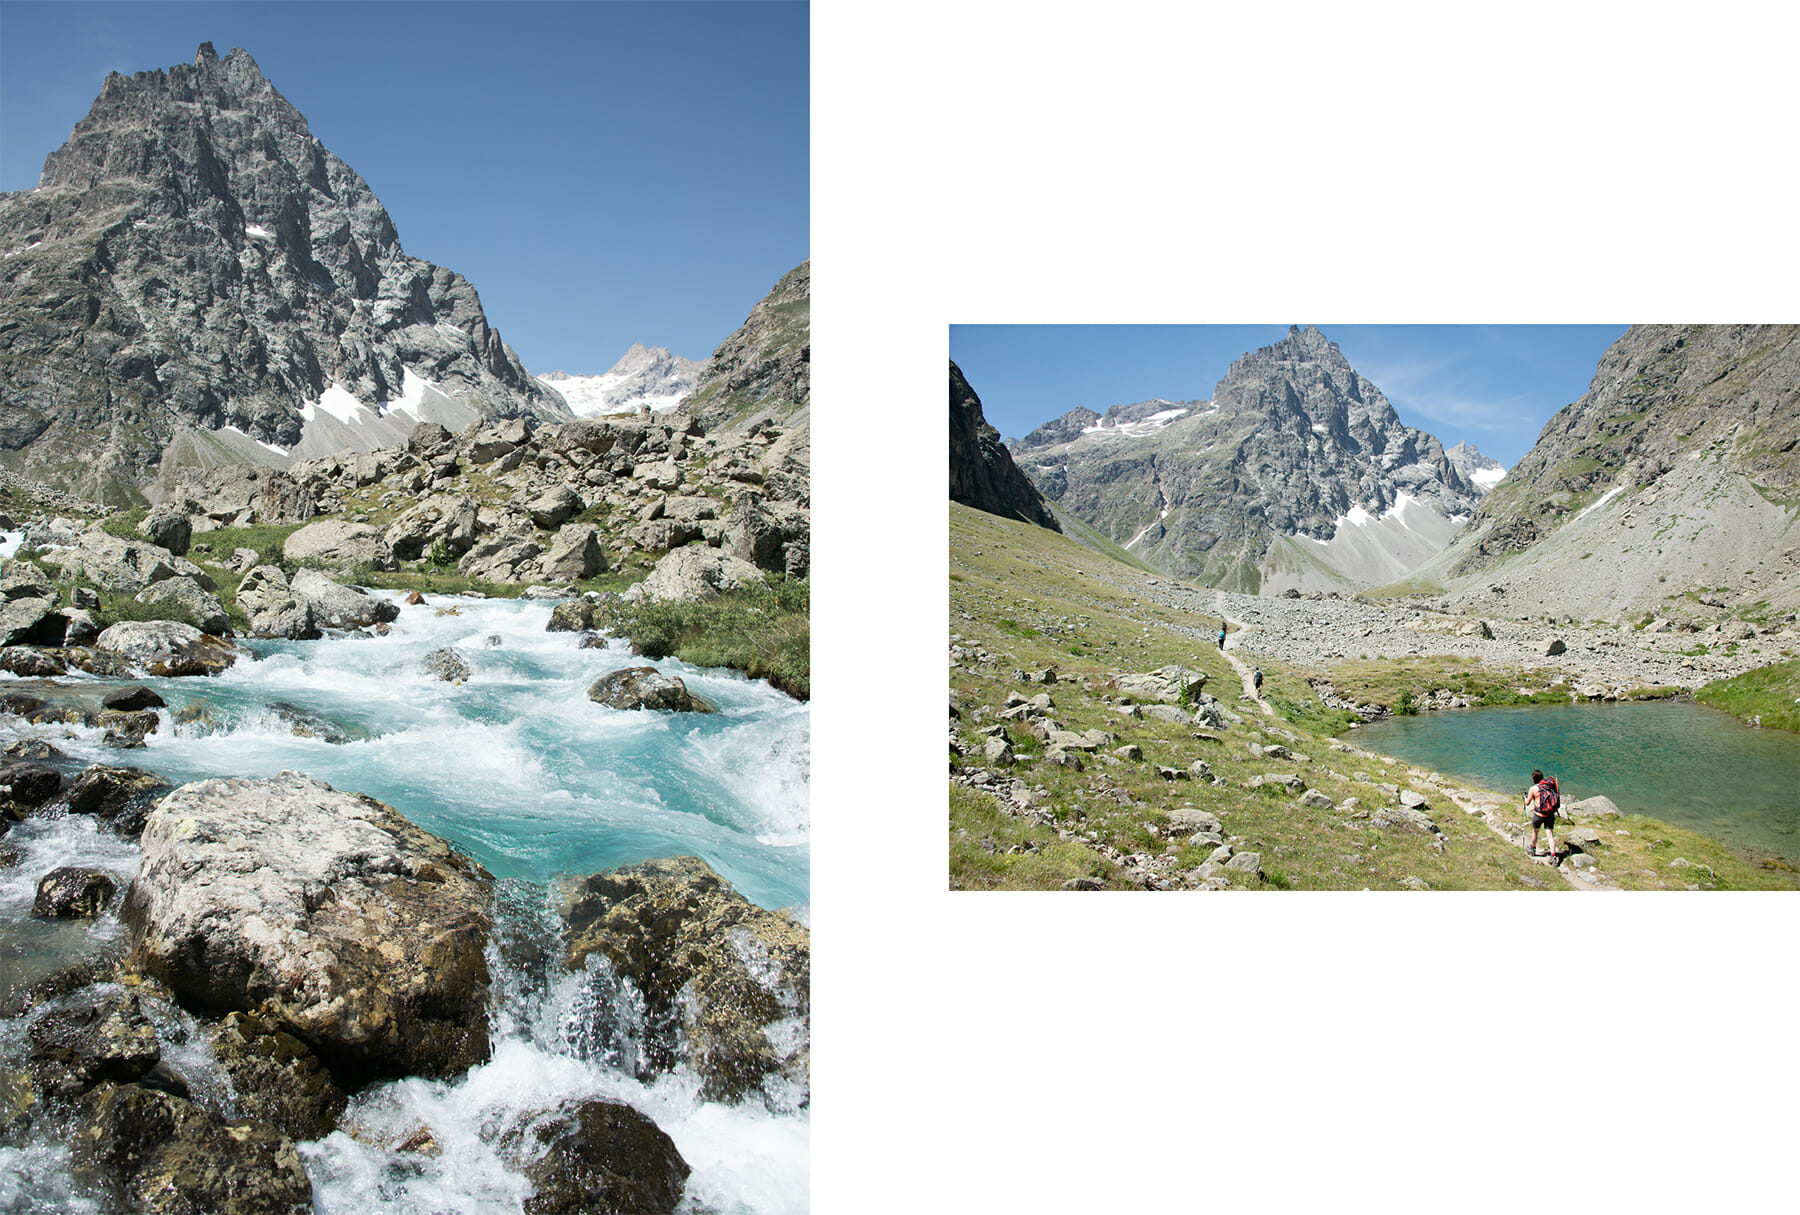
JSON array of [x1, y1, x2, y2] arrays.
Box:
[[537, 343, 701, 417], [1446, 440, 1507, 495]]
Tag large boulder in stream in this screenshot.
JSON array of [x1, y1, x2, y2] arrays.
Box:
[[560, 855, 809, 1104], [290, 569, 399, 630], [72, 1081, 312, 1215], [123, 772, 495, 1083], [587, 666, 714, 714], [513, 1098, 691, 1215], [236, 566, 319, 640], [93, 620, 237, 676]]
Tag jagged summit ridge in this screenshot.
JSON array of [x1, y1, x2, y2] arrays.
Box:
[[0, 43, 565, 501], [538, 343, 702, 417], [1010, 326, 1479, 593], [1445, 440, 1506, 493]]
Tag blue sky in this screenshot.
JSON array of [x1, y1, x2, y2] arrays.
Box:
[[0, 0, 808, 374], [950, 324, 1632, 469]]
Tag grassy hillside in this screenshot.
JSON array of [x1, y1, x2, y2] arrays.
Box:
[[949, 503, 1799, 891]]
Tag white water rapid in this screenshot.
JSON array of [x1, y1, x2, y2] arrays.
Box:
[[0, 591, 809, 1213]]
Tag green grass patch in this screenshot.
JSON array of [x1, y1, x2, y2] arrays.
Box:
[[1694, 658, 1800, 732], [595, 575, 809, 699], [949, 783, 1116, 890]]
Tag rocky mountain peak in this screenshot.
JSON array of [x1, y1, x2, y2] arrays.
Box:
[[0, 45, 564, 503], [1008, 327, 1478, 592]]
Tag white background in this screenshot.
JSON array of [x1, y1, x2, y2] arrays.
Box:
[[809, 1, 1798, 1209]]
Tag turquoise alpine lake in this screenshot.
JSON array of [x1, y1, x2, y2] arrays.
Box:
[[1353, 699, 1800, 861], [0, 592, 808, 1215]]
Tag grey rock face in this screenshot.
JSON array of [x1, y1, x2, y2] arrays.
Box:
[[1445, 441, 1505, 495], [283, 519, 396, 574], [236, 565, 318, 639], [1010, 326, 1478, 590], [538, 523, 605, 581], [676, 261, 810, 432], [0, 44, 565, 499], [50, 533, 212, 594], [132, 576, 230, 635], [1455, 325, 1800, 574], [135, 507, 192, 556], [948, 360, 1061, 531], [124, 771, 495, 1081], [628, 546, 762, 603]]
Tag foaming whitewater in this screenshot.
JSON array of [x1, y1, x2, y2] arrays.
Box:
[[0, 591, 808, 1212]]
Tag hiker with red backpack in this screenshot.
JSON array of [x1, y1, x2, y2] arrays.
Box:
[[1525, 768, 1561, 858]]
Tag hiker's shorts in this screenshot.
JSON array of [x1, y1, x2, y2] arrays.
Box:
[[1532, 811, 1556, 828]]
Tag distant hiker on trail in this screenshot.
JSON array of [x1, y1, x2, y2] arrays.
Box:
[[1252, 668, 1263, 692], [1524, 768, 1561, 858], [1218, 624, 1227, 650]]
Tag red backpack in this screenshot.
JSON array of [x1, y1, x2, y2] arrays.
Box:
[[1537, 777, 1561, 814]]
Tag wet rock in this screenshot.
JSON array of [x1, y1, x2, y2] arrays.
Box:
[[516, 1098, 691, 1215], [125, 772, 496, 1083], [210, 1011, 346, 1142], [588, 667, 715, 713], [0, 761, 63, 806], [102, 686, 166, 712], [269, 702, 365, 744], [34, 867, 119, 918], [5, 738, 66, 761], [422, 647, 471, 683], [66, 764, 170, 836], [99, 709, 160, 748], [546, 598, 597, 633], [71, 1082, 312, 1215], [236, 566, 320, 640], [94, 620, 238, 676], [0, 645, 65, 676], [561, 855, 809, 1104], [27, 989, 160, 1098], [291, 569, 400, 630]]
